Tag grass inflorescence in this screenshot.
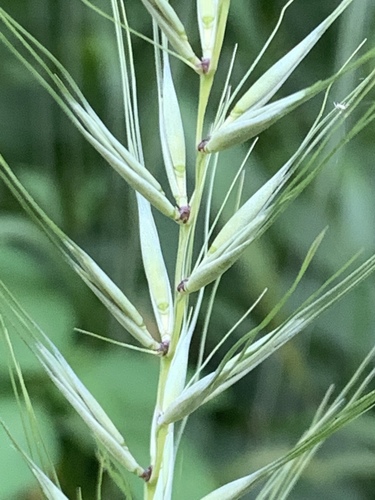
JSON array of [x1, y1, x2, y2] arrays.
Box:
[[1, 0, 375, 498]]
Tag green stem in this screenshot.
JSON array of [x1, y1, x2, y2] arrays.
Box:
[[191, 153, 209, 220], [196, 73, 215, 145], [171, 224, 191, 353], [146, 425, 169, 496], [145, 66, 214, 500], [145, 355, 171, 498], [174, 224, 190, 290]]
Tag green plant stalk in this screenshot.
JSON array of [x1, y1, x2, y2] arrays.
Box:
[[172, 142, 211, 345], [146, 70, 214, 494], [146, 218, 202, 492], [196, 73, 215, 144], [146, 195, 192, 497], [147, 207, 196, 496], [146, 357, 172, 496]]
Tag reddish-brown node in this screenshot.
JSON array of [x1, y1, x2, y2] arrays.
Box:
[[141, 466, 152, 482], [158, 341, 170, 356], [200, 58, 210, 74], [197, 138, 209, 152], [177, 278, 188, 293], [178, 205, 191, 224]]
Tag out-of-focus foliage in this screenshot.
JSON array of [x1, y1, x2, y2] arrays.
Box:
[[0, 0, 374, 498]]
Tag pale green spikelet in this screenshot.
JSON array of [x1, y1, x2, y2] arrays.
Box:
[[197, 0, 231, 74], [226, 0, 355, 122], [36, 342, 146, 477], [65, 241, 161, 350], [140, 0, 201, 71], [137, 195, 174, 343], [199, 0, 357, 152], [0, 155, 160, 350], [65, 95, 178, 220], [158, 50, 188, 209]]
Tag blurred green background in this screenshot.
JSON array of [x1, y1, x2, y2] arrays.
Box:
[[1, 0, 375, 498]]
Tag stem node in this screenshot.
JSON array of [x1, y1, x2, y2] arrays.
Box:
[[177, 278, 188, 293], [141, 466, 152, 482], [178, 205, 191, 224]]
